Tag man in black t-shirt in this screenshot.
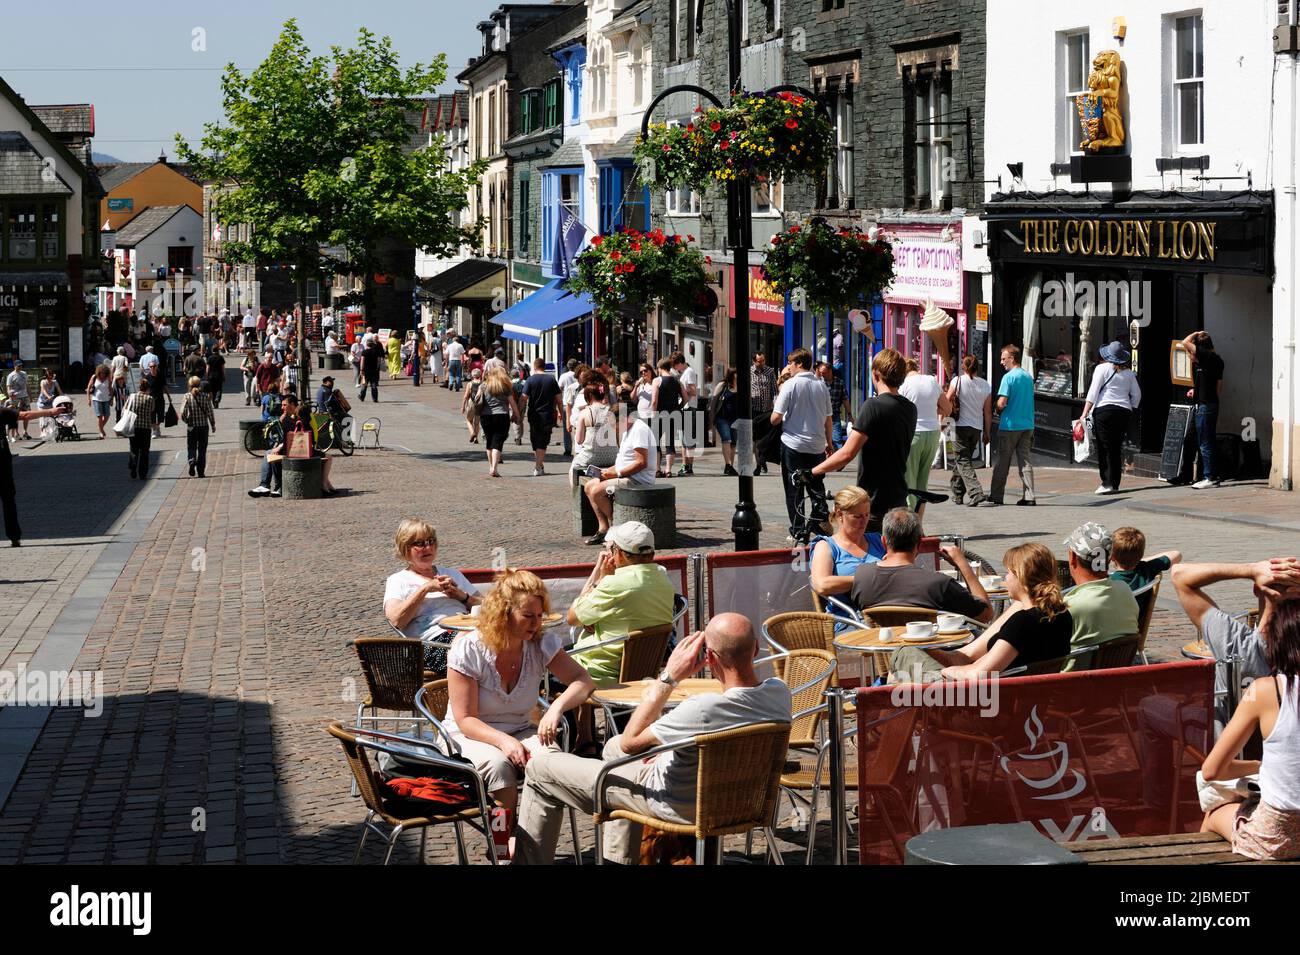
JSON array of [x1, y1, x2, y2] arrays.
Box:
[[812, 348, 917, 530], [520, 358, 562, 476], [1177, 330, 1225, 487], [1, 403, 60, 546]]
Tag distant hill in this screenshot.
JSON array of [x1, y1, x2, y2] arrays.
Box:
[[92, 152, 125, 164]]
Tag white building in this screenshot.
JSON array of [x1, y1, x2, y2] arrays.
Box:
[[984, 1, 1279, 479], [99, 205, 203, 319], [414, 92, 472, 327]]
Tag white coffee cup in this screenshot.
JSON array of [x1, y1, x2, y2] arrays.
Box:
[[877, 627, 895, 643], [906, 621, 932, 637], [980, 575, 1003, 590], [938, 612, 964, 633], [470, 604, 481, 618]]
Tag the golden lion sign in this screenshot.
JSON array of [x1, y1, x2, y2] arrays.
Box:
[[1076, 50, 1125, 151]]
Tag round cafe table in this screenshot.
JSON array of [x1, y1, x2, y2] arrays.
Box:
[[592, 678, 723, 709], [833, 627, 974, 684], [437, 611, 565, 632]]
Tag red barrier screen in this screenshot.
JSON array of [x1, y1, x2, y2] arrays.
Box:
[[853, 660, 1215, 864]]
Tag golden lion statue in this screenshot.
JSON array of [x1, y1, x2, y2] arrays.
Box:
[[1076, 50, 1124, 151]]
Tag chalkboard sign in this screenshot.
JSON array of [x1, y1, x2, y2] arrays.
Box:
[[1159, 404, 1194, 480]]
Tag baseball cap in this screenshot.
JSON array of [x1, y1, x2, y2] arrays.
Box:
[[606, 521, 656, 556], [1065, 522, 1112, 573], [321, 376, 334, 384]]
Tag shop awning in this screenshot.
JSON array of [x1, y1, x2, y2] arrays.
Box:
[[490, 279, 594, 343], [419, 258, 505, 306]]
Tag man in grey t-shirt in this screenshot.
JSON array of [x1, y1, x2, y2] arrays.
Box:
[[514, 612, 791, 865]]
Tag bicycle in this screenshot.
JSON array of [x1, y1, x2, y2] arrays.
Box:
[[243, 418, 282, 458], [314, 412, 355, 456]]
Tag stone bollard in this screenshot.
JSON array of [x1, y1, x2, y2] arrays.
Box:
[[571, 480, 599, 537], [612, 483, 676, 548], [281, 456, 324, 500]]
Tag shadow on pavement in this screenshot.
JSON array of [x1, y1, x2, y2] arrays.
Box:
[[10, 446, 161, 541]]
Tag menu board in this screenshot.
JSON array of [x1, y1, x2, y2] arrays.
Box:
[[1159, 405, 1194, 480]]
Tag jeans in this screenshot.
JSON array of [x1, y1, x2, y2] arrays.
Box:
[[129, 428, 152, 478], [186, 426, 209, 476], [1092, 404, 1131, 490], [259, 456, 282, 490], [1195, 403, 1219, 481], [715, 417, 734, 445], [358, 378, 378, 402], [449, 360, 463, 391], [562, 424, 573, 456], [780, 444, 827, 536], [244, 374, 256, 404], [989, 428, 1035, 503], [949, 425, 985, 503], [831, 418, 847, 450]]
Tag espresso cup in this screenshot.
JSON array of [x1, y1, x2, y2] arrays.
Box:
[[938, 613, 964, 632], [906, 621, 932, 637]]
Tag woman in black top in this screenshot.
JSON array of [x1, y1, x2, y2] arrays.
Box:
[[904, 542, 1072, 680]]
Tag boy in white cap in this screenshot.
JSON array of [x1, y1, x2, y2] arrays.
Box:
[[1061, 521, 1140, 665]]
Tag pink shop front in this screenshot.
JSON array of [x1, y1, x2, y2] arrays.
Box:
[[879, 221, 978, 383]]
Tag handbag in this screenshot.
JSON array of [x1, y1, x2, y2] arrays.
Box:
[[285, 422, 313, 459], [950, 377, 961, 421], [164, 395, 178, 429], [113, 403, 137, 435]]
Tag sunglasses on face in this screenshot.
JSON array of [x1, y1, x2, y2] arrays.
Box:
[[411, 539, 437, 549]]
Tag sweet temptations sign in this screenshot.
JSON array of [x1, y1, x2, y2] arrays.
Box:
[[883, 226, 963, 310]]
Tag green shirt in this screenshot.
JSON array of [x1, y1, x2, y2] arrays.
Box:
[[1110, 556, 1171, 592], [570, 563, 677, 687], [1062, 578, 1140, 670]]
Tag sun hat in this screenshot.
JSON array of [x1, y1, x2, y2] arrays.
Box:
[[1065, 522, 1113, 574], [1099, 341, 1131, 365]]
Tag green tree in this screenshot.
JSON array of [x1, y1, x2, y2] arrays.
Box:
[[178, 19, 484, 399]]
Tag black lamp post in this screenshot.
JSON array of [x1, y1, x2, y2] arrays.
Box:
[[640, 0, 824, 551]]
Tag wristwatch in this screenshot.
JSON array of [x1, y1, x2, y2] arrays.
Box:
[[657, 669, 678, 689]]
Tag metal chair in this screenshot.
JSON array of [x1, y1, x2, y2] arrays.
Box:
[[327, 721, 498, 865], [1132, 576, 1162, 665], [360, 416, 382, 448], [1090, 633, 1143, 670], [352, 636, 425, 730], [592, 721, 792, 865], [760, 612, 837, 680], [811, 591, 864, 630]]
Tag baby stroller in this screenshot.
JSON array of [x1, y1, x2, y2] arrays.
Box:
[[49, 396, 80, 442]]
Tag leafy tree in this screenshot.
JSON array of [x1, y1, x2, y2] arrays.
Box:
[[178, 19, 484, 398]]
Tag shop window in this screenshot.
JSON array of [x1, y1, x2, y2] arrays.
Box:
[[1023, 270, 1129, 400], [6, 203, 37, 260]]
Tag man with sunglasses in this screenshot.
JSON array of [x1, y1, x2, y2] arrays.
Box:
[[513, 612, 791, 865]]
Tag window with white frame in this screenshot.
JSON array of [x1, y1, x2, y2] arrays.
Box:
[[740, 0, 750, 41], [752, 176, 783, 215], [1173, 13, 1204, 149], [664, 119, 701, 214], [767, 0, 781, 32], [1062, 30, 1090, 157], [911, 68, 952, 210], [489, 89, 498, 155], [817, 81, 854, 210]]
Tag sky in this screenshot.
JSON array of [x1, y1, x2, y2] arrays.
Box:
[[0, 0, 512, 161]]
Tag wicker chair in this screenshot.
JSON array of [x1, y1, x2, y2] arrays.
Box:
[[592, 722, 792, 865], [1090, 633, 1142, 671], [353, 636, 426, 727], [761, 612, 837, 681], [327, 721, 497, 865], [1133, 577, 1162, 665]]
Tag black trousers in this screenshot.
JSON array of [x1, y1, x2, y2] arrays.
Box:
[[1092, 404, 1131, 490], [780, 444, 826, 535], [129, 428, 152, 478], [1, 458, 18, 544], [187, 426, 210, 476]]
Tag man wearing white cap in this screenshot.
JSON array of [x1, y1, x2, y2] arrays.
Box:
[[566, 521, 677, 689], [1061, 522, 1139, 668]]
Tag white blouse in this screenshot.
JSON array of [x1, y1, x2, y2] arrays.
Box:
[[444, 629, 565, 737]]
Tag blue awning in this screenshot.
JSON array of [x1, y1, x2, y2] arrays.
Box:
[[492, 279, 594, 344]]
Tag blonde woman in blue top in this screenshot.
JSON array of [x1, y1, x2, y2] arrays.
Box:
[[811, 486, 885, 630]]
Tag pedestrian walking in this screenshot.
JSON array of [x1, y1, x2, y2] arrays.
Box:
[[521, 359, 561, 475], [122, 379, 156, 480], [899, 358, 951, 520], [241, 349, 259, 405], [38, 367, 63, 415], [111, 370, 130, 432], [559, 359, 582, 456], [205, 346, 226, 408], [945, 354, 993, 507], [818, 362, 851, 449], [387, 332, 402, 379], [570, 380, 618, 489], [180, 375, 216, 478], [446, 336, 466, 391], [429, 325, 443, 384], [671, 352, 698, 476], [983, 344, 1037, 507], [5, 361, 31, 439], [1081, 341, 1141, 494], [770, 348, 832, 541], [85, 365, 112, 438], [650, 357, 684, 478], [750, 352, 777, 475], [359, 336, 383, 402], [477, 367, 519, 478], [710, 368, 740, 476], [462, 368, 483, 443]]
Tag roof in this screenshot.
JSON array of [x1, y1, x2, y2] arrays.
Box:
[[29, 104, 94, 139], [418, 258, 505, 303], [542, 137, 584, 168], [0, 131, 74, 195], [0, 76, 91, 185], [97, 162, 153, 192], [114, 204, 194, 246]]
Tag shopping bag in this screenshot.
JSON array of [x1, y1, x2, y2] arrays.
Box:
[[285, 423, 313, 459], [113, 408, 137, 435], [1071, 418, 1091, 463]]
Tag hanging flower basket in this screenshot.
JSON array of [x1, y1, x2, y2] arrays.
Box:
[[565, 228, 714, 324], [762, 218, 895, 313], [635, 91, 833, 192]]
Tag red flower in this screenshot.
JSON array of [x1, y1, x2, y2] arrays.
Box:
[[720, 140, 729, 150], [631, 241, 642, 251], [591, 236, 603, 246], [778, 91, 792, 101], [705, 255, 713, 265], [686, 124, 694, 132], [611, 251, 622, 260], [662, 144, 672, 152], [789, 226, 801, 234], [624, 263, 636, 273], [710, 121, 722, 132], [771, 236, 781, 246], [687, 234, 695, 242], [785, 119, 798, 129]]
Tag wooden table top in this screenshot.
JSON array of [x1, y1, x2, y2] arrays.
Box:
[[834, 627, 974, 653], [592, 678, 723, 706]]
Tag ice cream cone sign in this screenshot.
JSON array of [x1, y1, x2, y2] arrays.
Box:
[[849, 308, 874, 342], [920, 298, 954, 380]]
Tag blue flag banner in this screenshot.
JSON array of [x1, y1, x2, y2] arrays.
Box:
[[553, 206, 589, 279]]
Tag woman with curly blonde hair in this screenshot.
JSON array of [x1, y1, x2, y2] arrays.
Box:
[[444, 570, 594, 822]]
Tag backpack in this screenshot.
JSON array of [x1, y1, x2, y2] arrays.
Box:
[[264, 393, 282, 419]]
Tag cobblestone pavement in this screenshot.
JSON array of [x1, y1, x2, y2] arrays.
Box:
[[1, 371, 1295, 863]]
